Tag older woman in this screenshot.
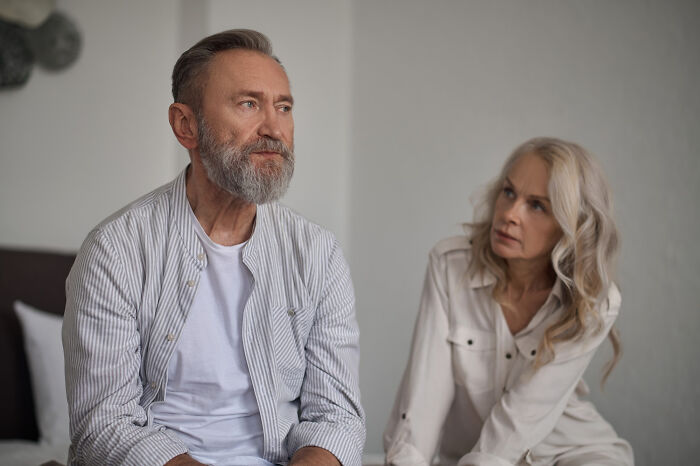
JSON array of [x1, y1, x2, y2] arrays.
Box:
[[384, 138, 633, 465]]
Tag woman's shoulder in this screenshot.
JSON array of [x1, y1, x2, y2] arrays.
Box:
[[602, 282, 622, 316], [430, 235, 473, 258]]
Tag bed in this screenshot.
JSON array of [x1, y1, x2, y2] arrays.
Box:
[[0, 247, 75, 466]]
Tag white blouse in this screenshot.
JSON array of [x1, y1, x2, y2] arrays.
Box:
[[384, 236, 632, 466]]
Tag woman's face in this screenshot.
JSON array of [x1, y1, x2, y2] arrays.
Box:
[[490, 153, 563, 264]]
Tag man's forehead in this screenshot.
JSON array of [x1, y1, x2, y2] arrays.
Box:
[[209, 49, 289, 85]]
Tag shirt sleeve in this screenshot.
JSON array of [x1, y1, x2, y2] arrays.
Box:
[[383, 247, 456, 466], [286, 238, 366, 466], [62, 228, 187, 466], [458, 286, 622, 466]]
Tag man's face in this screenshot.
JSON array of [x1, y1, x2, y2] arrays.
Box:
[[196, 49, 295, 204]]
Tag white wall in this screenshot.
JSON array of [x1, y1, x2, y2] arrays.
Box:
[[1, 1, 698, 464], [0, 0, 181, 251], [349, 1, 700, 464]]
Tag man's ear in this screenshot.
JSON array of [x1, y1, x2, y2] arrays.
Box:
[[168, 103, 198, 150]]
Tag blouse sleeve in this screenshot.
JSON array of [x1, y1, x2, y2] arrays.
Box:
[[383, 247, 457, 466], [458, 285, 622, 466]]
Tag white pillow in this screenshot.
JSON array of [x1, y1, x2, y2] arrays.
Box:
[[14, 300, 70, 446]]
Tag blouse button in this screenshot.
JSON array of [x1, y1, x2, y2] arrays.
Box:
[[166, 333, 175, 342], [467, 339, 473, 345], [506, 353, 512, 359], [401, 413, 406, 419], [287, 309, 296, 317], [531, 349, 537, 356], [186, 279, 196, 287]]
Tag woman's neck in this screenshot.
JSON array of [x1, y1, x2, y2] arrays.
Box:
[[505, 256, 556, 297]]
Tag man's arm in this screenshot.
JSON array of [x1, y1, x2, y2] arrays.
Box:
[[63, 228, 188, 465], [165, 454, 207, 465], [289, 446, 341, 466], [286, 238, 366, 466]]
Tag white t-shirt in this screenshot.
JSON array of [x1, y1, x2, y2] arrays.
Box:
[[151, 208, 272, 466]]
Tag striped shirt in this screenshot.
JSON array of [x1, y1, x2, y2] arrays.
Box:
[[62, 168, 365, 466]]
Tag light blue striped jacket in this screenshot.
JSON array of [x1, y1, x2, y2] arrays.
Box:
[[63, 168, 365, 466]]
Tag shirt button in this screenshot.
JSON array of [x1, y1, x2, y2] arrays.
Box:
[[186, 279, 196, 287], [401, 412, 406, 419], [166, 333, 175, 342], [287, 309, 296, 317], [150, 382, 157, 389], [531, 349, 537, 356], [467, 339, 473, 345], [197, 253, 205, 261], [506, 353, 512, 359]]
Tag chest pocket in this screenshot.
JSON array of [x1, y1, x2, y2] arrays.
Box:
[[447, 327, 496, 393]]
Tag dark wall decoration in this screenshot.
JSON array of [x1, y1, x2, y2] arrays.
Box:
[[0, 0, 82, 88]]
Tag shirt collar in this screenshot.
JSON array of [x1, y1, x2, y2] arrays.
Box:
[[466, 263, 565, 306], [466, 269, 497, 289], [172, 166, 206, 266], [171, 166, 274, 271]]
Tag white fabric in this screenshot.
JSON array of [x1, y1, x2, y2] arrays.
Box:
[[150, 206, 271, 466], [0, 440, 70, 466], [14, 300, 70, 447], [384, 236, 633, 466]]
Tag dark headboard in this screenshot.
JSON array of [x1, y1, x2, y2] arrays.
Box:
[[0, 248, 75, 440]]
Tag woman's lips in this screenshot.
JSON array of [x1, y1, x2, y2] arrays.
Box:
[[494, 229, 519, 242]]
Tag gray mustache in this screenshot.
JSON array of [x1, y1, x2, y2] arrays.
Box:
[[243, 138, 293, 160]]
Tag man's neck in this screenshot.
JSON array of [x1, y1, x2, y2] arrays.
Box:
[[185, 164, 256, 246]]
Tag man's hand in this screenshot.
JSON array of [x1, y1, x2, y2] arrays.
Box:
[[289, 446, 341, 466], [164, 453, 207, 465]]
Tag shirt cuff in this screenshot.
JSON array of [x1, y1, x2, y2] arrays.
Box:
[[122, 429, 189, 465], [287, 421, 364, 466], [385, 441, 430, 466], [458, 452, 517, 466]]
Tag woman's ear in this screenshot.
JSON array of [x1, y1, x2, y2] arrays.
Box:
[[168, 103, 198, 150]]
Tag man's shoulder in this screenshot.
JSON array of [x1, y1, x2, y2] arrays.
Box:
[[262, 202, 335, 244], [90, 177, 177, 242]]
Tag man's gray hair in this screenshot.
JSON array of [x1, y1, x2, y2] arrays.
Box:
[[171, 29, 280, 112]]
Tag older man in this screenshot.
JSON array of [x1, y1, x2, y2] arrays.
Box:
[[63, 29, 364, 466]]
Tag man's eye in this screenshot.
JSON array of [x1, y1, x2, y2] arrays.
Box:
[[503, 187, 515, 198], [279, 105, 292, 113], [241, 101, 256, 109]]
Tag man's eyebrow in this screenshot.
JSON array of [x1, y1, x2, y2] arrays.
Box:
[[237, 90, 294, 105], [505, 176, 551, 204]]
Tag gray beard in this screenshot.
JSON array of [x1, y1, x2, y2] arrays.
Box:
[[197, 116, 295, 204]]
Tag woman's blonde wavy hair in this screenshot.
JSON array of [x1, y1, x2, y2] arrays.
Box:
[[467, 137, 621, 382]]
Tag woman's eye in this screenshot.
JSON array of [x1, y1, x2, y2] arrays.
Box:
[[503, 187, 515, 198], [531, 201, 546, 212]]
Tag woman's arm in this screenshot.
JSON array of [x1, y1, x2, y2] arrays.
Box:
[[459, 285, 622, 466], [384, 247, 457, 465]]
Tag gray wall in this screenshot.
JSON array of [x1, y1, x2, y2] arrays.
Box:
[[350, 1, 700, 464], [1, 1, 698, 464]]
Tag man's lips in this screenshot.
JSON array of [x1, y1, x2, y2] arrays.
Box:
[[251, 151, 280, 157]]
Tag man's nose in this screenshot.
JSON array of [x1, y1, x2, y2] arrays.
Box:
[[257, 105, 282, 140]]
